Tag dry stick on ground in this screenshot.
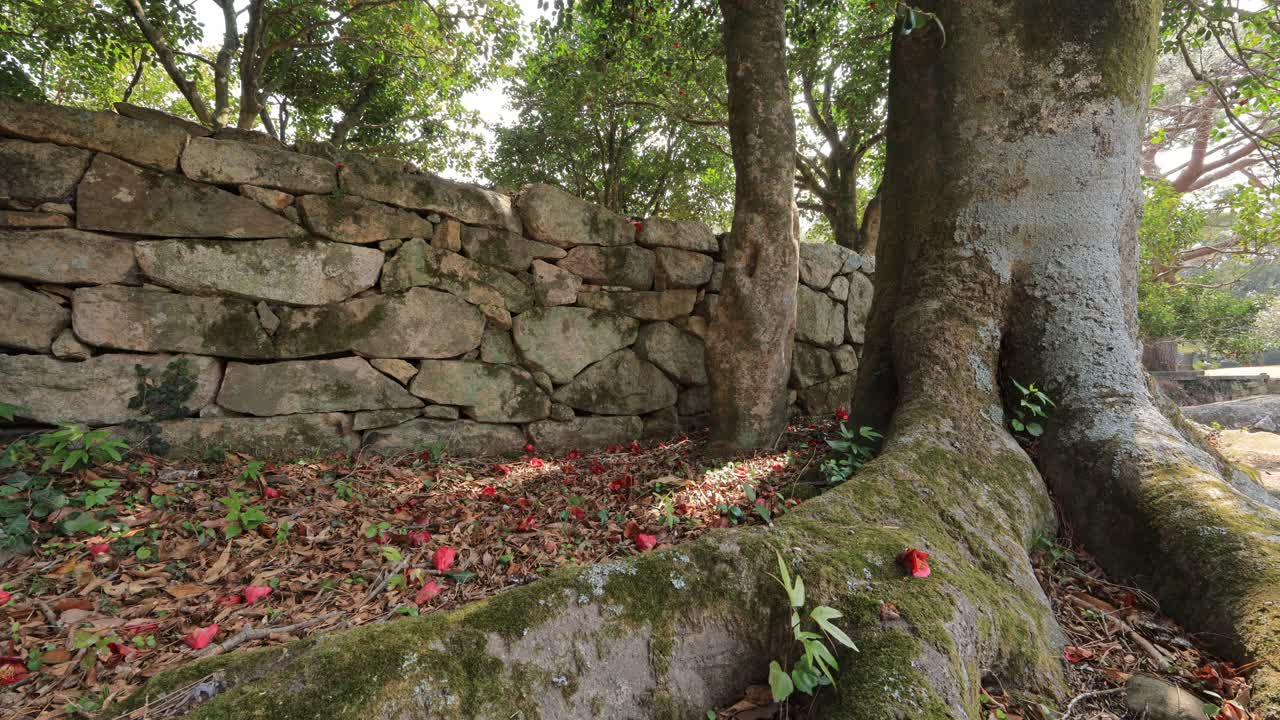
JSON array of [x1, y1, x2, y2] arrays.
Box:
[[1068, 593, 1173, 669], [198, 612, 339, 658], [1061, 687, 1125, 720]]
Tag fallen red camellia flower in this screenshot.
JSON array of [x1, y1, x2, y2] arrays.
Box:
[[1063, 646, 1094, 663], [218, 594, 242, 606], [407, 530, 432, 546], [263, 487, 280, 499], [516, 515, 537, 531], [494, 464, 511, 476], [184, 624, 219, 650], [898, 548, 931, 578], [523, 443, 535, 454], [529, 457, 545, 468], [107, 641, 135, 658], [0, 589, 10, 604], [480, 485, 497, 497], [87, 543, 110, 556], [415, 580, 441, 605], [243, 585, 272, 605], [834, 408, 850, 422], [0, 656, 28, 686], [635, 534, 658, 552], [433, 546, 457, 573], [569, 506, 586, 520]]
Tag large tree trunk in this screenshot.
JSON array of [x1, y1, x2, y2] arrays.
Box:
[[857, 0, 1280, 714], [705, 0, 799, 451], [113, 2, 1280, 718]]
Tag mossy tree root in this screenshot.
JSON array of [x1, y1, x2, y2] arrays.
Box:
[[113, 428, 1065, 720]]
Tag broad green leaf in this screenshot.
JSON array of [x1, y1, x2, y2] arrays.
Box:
[[768, 661, 794, 701], [813, 606, 859, 650]]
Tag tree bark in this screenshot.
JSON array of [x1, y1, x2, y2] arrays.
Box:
[[705, 0, 799, 452], [858, 189, 881, 255], [856, 1, 1280, 715]]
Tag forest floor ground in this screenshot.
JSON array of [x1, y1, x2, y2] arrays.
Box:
[[0, 417, 1266, 719]]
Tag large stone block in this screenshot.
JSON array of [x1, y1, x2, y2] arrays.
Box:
[[799, 243, 853, 289], [654, 247, 714, 288], [791, 343, 836, 389], [552, 349, 677, 415], [382, 237, 534, 313], [637, 217, 718, 253], [0, 139, 92, 203], [0, 97, 187, 171], [0, 281, 69, 352], [796, 285, 845, 348], [0, 229, 138, 285], [575, 289, 697, 321], [558, 245, 654, 289], [296, 194, 432, 244], [410, 360, 550, 423], [0, 211, 69, 228], [135, 237, 383, 305], [797, 373, 855, 416], [73, 285, 275, 358], [846, 271, 874, 344], [459, 225, 564, 272], [76, 155, 303, 238], [112, 102, 211, 137], [273, 288, 485, 359], [0, 353, 220, 425], [634, 322, 707, 385], [512, 306, 638, 384], [340, 155, 521, 233], [217, 357, 422, 416], [363, 418, 526, 456], [518, 183, 633, 249], [527, 416, 643, 451], [181, 137, 336, 194], [531, 259, 581, 306], [111, 413, 360, 459]]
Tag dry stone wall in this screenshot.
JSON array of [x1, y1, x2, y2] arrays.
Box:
[[0, 97, 874, 458]]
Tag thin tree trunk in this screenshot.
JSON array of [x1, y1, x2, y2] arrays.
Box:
[[705, 0, 799, 452], [858, 189, 881, 255]]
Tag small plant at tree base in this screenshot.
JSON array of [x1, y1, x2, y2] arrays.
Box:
[[1008, 379, 1054, 444], [218, 491, 267, 539], [821, 424, 882, 484], [768, 551, 858, 703], [33, 424, 128, 473]]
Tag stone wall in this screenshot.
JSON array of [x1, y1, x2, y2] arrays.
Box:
[[0, 97, 873, 457]]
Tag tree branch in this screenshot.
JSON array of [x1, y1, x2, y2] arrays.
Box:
[[122, 0, 214, 125]]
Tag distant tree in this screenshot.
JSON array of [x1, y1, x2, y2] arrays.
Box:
[[1, 1, 520, 171], [485, 1, 733, 221]]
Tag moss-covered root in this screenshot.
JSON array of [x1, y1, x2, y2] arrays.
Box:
[[110, 439, 1064, 720], [1043, 403, 1280, 717]]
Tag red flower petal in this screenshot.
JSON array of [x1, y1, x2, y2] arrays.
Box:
[[898, 548, 931, 578], [524, 443, 535, 453], [243, 585, 272, 605], [565, 449, 580, 460], [87, 543, 110, 556], [263, 487, 280, 499], [218, 594, 242, 606], [834, 409, 850, 422], [415, 579, 442, 605], [0, 657, 28, 686], [516, 515, 537, 531], [635, 534, 658, 552], [569, 506, 586, 520], [480, 485, 497, 497], [107, 641, 135, 658], [407, 530, 432, 546], [494, 464, 511, 476], [433, 546, 457, 573], [1063, 646, 1094, 663], [184, 624, 219, 650], [0, 590, 10, 604], [529, 457, 545, 468]]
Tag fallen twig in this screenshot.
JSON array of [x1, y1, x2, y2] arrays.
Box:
[[198, 612, 338, 657], [1062, 686, 1124, 719]]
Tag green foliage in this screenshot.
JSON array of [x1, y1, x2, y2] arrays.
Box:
[[1138, 181, 1276, 358], [0, 471, 68, 551], [485, 1, 733, 223], [240, 460, 266, 483], [0, 402, 27, 423], [820, 424, 882, 483], [218, 491, 267, 539], [1007, 380, 1053, 444], [33, 424, 128, 473], [129, 359, 198, 421], [768, 551, 858, 703]]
